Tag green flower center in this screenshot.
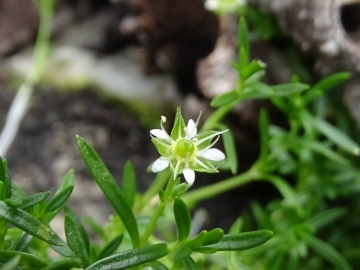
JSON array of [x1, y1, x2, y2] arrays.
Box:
[[175, 139, 195, 158]]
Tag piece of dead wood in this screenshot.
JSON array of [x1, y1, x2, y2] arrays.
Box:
[[248, 0, 360, 126]]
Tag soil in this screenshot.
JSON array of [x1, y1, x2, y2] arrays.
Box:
[[0, 83, 157, 227]]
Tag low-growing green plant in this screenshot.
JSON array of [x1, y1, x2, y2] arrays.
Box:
[[0, 1, 359, 269]]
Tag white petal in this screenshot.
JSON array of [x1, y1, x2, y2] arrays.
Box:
[[185, 119, 197, 138], [182, 168, 195, 185], [150, 129, 168, 140], [200, 148, 225, 161], [151, 158, 170, 172]]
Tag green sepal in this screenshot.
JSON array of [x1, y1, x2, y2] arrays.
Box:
[[171, 107, 186, 141], [85, 243, 169, 270], [64, 213, 90, 267], [97, 234, 124, 260], [151, 138, 171, 157], [77, 135, 140, 248], [174, 198, 191, 242], [205, 230, 273, 251], [0, 250, 48, 267], [122, 161, 137, 208], [189, 158, 218, 173]]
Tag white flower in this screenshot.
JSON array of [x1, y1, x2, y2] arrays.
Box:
[[150, 108, 227, 185]]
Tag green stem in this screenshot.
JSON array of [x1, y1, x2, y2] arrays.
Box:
[[201, 102, 237, 131], [141, 169, 170, 209], [182, 168, 259, 206], [139, 177, 176, 246]]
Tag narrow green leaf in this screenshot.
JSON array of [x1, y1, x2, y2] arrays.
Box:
[[11, 232, 33, 252], [45, 170, 74, 213], [211, 90, 239, 108], [258, 109, 270, 163], [174, 198, 191, 242], [243, 60, 266, 79], [193, 247, 217, 254], [171, 107, 186, 141], [0, 158, 12, 199], [305, 208, 347, 231], [83, 216, 106, 239], [0, 201, 66, 247], [215, 123, 237, 174], [302, 233, 352, 270], [171, 183, 191, 199], [199, 228, 224, 246], [245, 70, 265, 85], [0, 250, 48, 267], [85, 243, 168, 270], [64, 206, 90, 255], [243, 82, 272, 98], [149, 261, 169, 270], [229, 218, 243, 234], [51, 242, 75, 257], [181, 256, 199, 270], [304, 72, 350, 104], [97, 234, 124, 260], [173, 243, 193, 261], [44, 187, 73, 221], [238, 17, 249, 70], [300, 140, 350, 166], [40, 258, 82, 270], [270, 83, 309, 96], [10, 183, 27, 201], [310, 114, 360, 155], [251, 202, 272, 230], [122, 161, 136, 208], [77, 135, 139, 248], [206, 230, 272, 251], [65, 214, 90, 267], [0, 181, 4, 201], [20, 191, 50, 210], [0, 254, 20, 270], [263, 174, 301, 213]]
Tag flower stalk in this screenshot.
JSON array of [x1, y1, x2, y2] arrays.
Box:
[[139, 173, 176, 246]]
